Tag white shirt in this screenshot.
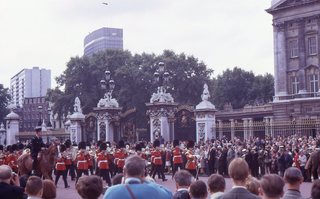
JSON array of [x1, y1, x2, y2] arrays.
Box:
[[210, 192, 224, 199], [299, 155, 307, 167]]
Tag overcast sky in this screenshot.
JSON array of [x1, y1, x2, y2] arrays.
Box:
[[0, 0, 274, 88]]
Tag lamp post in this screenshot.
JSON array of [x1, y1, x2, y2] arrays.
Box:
[[100, 70, 115, 102], [47, 107, 52, 129], [38, 105, 43, 127]]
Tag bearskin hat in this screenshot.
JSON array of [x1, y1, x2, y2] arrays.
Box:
[[173, 139, 180, 147], [118, 140, 125, 149], [6, 145, 11, 152], [153, 139, 160, 148], [59, 144, 66, 152], [65, 139, 71, 148], [135, 143, 142, 152], [11, 144, 18, 152], [187, 140, 195, 149], [100, 142, 107, 151], [96, 140, 102, 148], [0, 145, 3, 151], [139, 142, 145, 149], [78, 141, 86, 150], [106, 141, 111, 147], [18, 143, 24, 150]]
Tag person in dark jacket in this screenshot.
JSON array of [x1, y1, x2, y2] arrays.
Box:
[[173, 170, 192, 199], [30, 127, 46, 173], [0, 165, 24, 199]]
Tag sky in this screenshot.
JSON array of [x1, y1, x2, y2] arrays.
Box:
[[0, 0, 275, 88]]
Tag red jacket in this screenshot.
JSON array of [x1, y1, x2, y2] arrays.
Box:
[[75, 151, 89, 170], [185, 150, 197, 170], [97, 152, 109, 170], [114, 149, 127, 169], [56, 157, 66, 171], [172, 147, 183, 164], [152, 150, 163, 165]]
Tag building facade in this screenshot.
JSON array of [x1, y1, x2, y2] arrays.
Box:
[[10, 67, 51, 108], [84, 27, 123, 56]]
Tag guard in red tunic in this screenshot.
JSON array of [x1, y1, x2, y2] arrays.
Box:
[[151, 140, 167, 181], [5, 144, 18, 173], [185, 140, 197, 179], [96, 142, 111, 186], [64, 140, 74, 181], [0, 145, 5, 166], [75, 141, 89, 182], [172, 139, 183, 178], [114, 140, 127, 173], [55, 144, 69, 188]]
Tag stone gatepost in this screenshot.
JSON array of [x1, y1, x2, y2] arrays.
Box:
[[69, 97, 85, 144], [0, 123, 6, 145], [146, 104, 177, 142], [94, 107, 121, 142], [5, 110, 20, 145], [195, 84, 217, 142]]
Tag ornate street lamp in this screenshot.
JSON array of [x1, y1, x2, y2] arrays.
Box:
[[153, 62, 170, 91], [37, 105, 43, 126], [100, 70, 115, 101], [149, 62, 174, 103]]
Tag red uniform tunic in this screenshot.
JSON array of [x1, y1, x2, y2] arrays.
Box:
[[152, 150, 163, 165], [185, 150, 197, 170], [172, 147, 183, 164], [56, 157, 66, 171], [6, 153, 18, 171], [97, 152, 109, 170], [114, 149, 127, 169], [75, 151, 89, 170]]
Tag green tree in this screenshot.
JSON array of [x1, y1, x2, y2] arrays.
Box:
[[0, 84, 11, 124], [48, 50, 213, 128], [212, 67, 274, 109]]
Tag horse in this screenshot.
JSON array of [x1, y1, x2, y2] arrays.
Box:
[[35, 143, 58, 180]]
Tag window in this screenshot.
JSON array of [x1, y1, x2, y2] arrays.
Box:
[[289, 40, 299, 58], [308, 36, 317, 55], [310, 74, 319, 93], [291, 76, 299, 94]]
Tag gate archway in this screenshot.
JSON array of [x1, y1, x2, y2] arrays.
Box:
[[174, 105, 196, 141]]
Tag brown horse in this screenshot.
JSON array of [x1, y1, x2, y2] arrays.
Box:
[[35, 144, 58, 180], [17, 153, 33, 176]]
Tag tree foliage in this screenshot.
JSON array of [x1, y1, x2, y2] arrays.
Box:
[[47, 50, 213, 128], [0, 84, 11, 124], [212, 67, 274, 109]]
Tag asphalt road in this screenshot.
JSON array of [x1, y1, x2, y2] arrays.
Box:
[[55, 175, 313, 199]]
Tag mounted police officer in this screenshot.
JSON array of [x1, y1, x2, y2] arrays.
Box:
[[30, 126, 45, 174]]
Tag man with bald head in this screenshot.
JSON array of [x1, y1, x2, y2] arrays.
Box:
[[0, 165, 24, 199], [103, 155, 172, 199]]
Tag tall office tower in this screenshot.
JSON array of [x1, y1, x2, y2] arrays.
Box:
[[10, 67, 51, 108], [84, 27, 123, 56]]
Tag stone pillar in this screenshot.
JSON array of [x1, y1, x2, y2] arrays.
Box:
[[264, 117, 270, 137], [146, 105, 176, 143], [248, 118, 253, 139], [298, 19, 307, 94], [242, 118, 248, 140], [195, 112, 216, 143], [0, 123, 6, 145], [270, 117, 274, 137], [229, 119, 235, 140], [5, 111, 20, 145], [273, 22, 288, 99], [217, 120, 223, 139], [70, 114, 85, 144], [95, 109, 121, 143]]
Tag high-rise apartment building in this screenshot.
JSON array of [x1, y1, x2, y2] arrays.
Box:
[[10, 67, 51, 108], [84, 27, 123, 56]]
